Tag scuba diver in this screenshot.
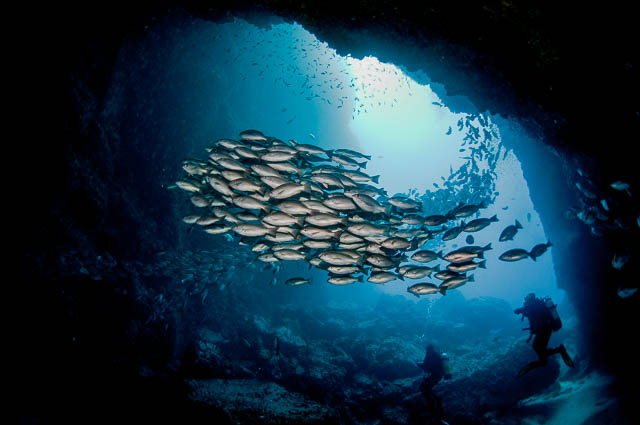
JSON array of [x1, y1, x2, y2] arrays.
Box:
[[514, 293, 575, 377], [417, 344, 452, 422]]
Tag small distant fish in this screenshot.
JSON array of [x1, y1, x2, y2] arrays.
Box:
[[309, 133, 316, 139], [617, 287, 637, 299], [223, 234, 234, 242], [527, 213, 531, 222], [499, 220, 523, 242], [465, 235, 474, 244], [446, 126, 452, 135], [610, 181, 631, 197], [611, 254, 629, 270], [286, 277, 311, 286], [530, 241, 552, 261]]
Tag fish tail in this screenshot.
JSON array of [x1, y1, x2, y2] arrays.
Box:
[[398, 274, 405, 281], [437, 250, 444, 259], [477, 251, 485, 260], [490, 214, 498, 222], [358, 160, 367, 169], [357, 276, 364, 283], [440, 287, 447, 296], [468, 274, 475, 282], [433, 264, 441, 271], [547, 240, 552, 247], [515, 219, 522, 229], [372, 175, 380, 184], [479, 260, 487, 269], [267, 228, 277, 237], [483, 243, 492, 251]]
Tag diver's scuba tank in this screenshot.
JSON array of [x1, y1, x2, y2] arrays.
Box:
[[544, 297, 562, 331], [442, 352, 452, 380]]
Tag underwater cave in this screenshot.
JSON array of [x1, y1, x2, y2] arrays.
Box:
[[20, 3, 638, 425]]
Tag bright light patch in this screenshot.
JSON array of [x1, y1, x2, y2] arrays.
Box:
[[346, 56, 466, 195]]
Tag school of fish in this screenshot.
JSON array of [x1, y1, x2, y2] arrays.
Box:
[[175, 129, 552, 297]]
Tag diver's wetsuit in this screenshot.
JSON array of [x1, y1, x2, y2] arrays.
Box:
[[419, 347, 445, 392], [515, 296, 573, 376]]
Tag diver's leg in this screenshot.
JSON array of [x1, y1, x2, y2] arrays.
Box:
[[519, 332, 549, 377]]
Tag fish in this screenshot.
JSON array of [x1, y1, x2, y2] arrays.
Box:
[[388, 197, 421, 210], [401, 265, 440, 279], [463, 215, 498, 232], [611, 254, 629, 270], [176, 180, 201, 193], [300, 227, 342, 240], [499, 220, 523, 241], [529, 241, 551, 261], [447, 260, 486, 273], [442, 223, 465, 241], [465, 235, 474, 244], [424, 215, 449, 226], [305, 213, 347, 227], [447, 202, 487, 218], [610, 181, 631, 197], [322, 196, 357, 211], [229, 178, 266, 195], [232, 224, 277, 238], [347, 223, 389, 237], [407, 283, 443, 297], [239, 129, 268, 141], [328, 276, 362, 285], [232, 196, 271, 213], [273, 249, 306, 261], [443, 244, 491, 263], [617, 287, 638, 299], [351, 194, 389, 215], [410, 250, 440, 263], [328, 266, 362, 275], [206, 176, 234, 197], [440, 274, 474, 294], [498, 248, 530, 262], [286, 277, 311, 286], [276, 200, 313, 215], [368, 271, 402, 284], [319, 250, 363, 266], [262, 212, 304, 227], [268, 182, 311, 199]]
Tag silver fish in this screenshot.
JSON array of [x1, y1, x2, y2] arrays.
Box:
[[463, 215, 498, 232], [498, 248, 530, 262], [305, 213, 347, 227], [407, 283, 442, 297]]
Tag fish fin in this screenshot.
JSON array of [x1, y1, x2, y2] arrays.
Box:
[[295, 217, 305, 227], [356, 256, 364, 267], [358, 160, 367, 169], [385, 204, 392, 216], [357, 276, 364, 282], [263, 204, 272, 214], [398, 274, 405, 281], [491, 214, 498, 222], [477, 251, 485, 260], [515, 219, 522, 229], [437, 250, 444, 259], [440, 287, 447, 296], [530, 254, 537, 261], [479, 260, 487, 269], [547, 240, 552, 247], [268, 228, 277, 237], [364, 154, 372, 160], [433, 264, 441, 272], [372, 175, 380, 184], [483, 243, 492, 251], [468, 274, 475, 282]]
